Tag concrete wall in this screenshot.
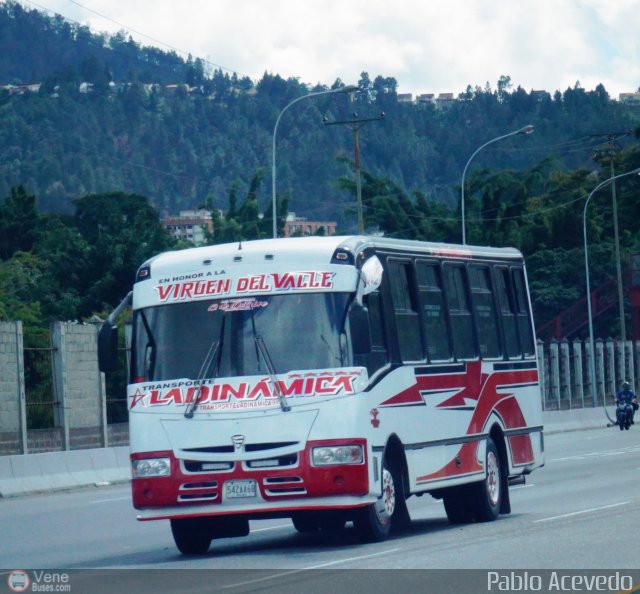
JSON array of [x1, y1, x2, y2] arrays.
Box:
[[0, 446, 131, 497], [52, 323, 107, 450], [0, 321, 26, 455], [0, 322, 113, 456], [538, 339, 640, 411]]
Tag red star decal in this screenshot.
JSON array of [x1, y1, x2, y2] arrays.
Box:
[[130, 388, 148, 409]]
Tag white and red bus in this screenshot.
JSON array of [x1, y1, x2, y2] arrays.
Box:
[[99, 236, 544, 554]]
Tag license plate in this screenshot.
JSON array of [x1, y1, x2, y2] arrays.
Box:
[[225, 480, 257, 499]]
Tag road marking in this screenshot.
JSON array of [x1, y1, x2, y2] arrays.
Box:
[[222, 547, 401, 589], [250, 523, 290, 533], [93, 496, 131, 503], [533, 501, 629, 523], [550, 445, 640, 463], [512, 484, 535, 490]]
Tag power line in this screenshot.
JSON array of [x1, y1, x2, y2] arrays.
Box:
[[289, 183, 596, 227], [20, 0, 250, 80], [65, 0, 243, 76]]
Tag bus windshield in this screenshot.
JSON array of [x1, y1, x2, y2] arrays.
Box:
[[132, 293, 353, 382]]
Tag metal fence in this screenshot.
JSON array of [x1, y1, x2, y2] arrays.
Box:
[[538, 338, 639, 411], [22, 327, 58, 429], [105, 328, 129, 424]]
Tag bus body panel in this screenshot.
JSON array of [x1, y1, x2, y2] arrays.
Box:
[[122, 236, 544, 523]]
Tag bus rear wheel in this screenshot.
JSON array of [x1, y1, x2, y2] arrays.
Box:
[[443, 438, 503, 524], [443, 484, 475, 524], [473, 438, 502, 522]]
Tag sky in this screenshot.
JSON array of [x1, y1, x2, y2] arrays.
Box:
[[21, 0, 640, 98]]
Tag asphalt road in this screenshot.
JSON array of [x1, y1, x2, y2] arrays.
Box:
[[1, 425, 639, 592]]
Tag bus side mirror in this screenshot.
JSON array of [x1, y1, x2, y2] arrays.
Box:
[[98, 322, 119, 373], [349, 305, 372, 356]]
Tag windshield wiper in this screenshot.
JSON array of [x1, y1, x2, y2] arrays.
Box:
[[321, 333, 343, 366], [254, 334, 290, 412], [184, 316, 225, 419]]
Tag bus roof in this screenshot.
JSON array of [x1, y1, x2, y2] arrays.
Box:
[[337, 236, 523, 261], [142, 236, 522, 274]]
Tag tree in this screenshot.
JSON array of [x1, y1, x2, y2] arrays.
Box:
[[204, 170, 279, 244], [0, 251, 44, 324], [0, 186, 40, 260], [73, 192, 175, 313], [497, 75, 512, 101]]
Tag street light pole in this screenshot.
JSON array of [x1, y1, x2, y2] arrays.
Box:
[[593, 137, 627, 340], [583, 167, 640, 405], [271, 85, 357, 239], [460, 124, 534, 245]]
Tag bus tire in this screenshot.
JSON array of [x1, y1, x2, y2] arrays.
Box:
[[354, 454, 403, 542], [472, 438, 502, 522], [292, 511, 346, 533], [443, 485, 475, 524], [170, 518, 212, 555], [292, 512, 321, 532]]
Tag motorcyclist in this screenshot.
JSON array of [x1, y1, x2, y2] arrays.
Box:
[[615, 381, 637, 429]]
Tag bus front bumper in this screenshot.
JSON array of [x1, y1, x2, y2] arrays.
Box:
[[132, 438, 372, 520]]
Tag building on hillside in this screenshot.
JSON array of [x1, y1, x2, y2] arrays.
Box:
[[397, 93, 413, 103], [435, 93, 456, 109], [417, 93, 436, 105], [1, 83, 41, 95], [619, 92, 640, 107], [284, 212, 337, 237], [162, 209, 214, 244], [530, 90, 551, 102]]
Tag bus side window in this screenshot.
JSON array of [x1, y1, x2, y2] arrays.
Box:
[[416, 261, 451, 361], [469, 265, 501, 359], [512, 268, 535, 357], [494, 266, 520, 359], [363, 290, 389, 374], [443, 264, 476, 360], [387, 259, 423, 363]]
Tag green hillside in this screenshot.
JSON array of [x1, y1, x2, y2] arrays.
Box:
[[1, 1, 639, 226], [2, 1, 640, 337]]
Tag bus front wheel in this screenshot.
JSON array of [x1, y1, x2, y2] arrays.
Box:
[[292, 511, 347, 532], [170, 518, 212, 555], [354, 455, 405, 542]]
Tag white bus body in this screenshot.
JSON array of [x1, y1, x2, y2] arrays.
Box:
[[105, 236, 544, 553]]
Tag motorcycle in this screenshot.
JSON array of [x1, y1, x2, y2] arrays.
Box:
[[607, 397, 637, 430], [616, 401, 633, 430]]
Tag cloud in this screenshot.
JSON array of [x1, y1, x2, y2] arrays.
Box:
[[35, 0, 640, 96]]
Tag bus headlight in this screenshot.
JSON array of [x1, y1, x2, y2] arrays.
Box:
[[312, 445, 363, 466], [132, 457, 171, 478]]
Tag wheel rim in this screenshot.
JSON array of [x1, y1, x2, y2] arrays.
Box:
[[374, 468, 395, 524], [486, 450, 500, 507]]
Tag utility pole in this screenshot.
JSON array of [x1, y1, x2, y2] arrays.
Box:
[[324, 112, 385, 234], [592, 134, 627, 340]]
